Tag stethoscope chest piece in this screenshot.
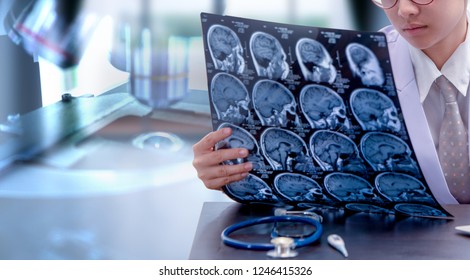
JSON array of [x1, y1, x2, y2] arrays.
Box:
[[267, 237, 298, 258]]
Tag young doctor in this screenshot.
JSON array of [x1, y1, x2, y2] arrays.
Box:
[[192, 0, 470, 204]]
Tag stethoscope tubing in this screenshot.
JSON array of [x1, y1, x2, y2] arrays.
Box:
[[221, 215, 323, 250]]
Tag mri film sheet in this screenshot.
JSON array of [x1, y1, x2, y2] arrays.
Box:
[[200, 13, 450, 218]]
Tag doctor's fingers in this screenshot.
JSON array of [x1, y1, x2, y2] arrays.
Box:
[[193, 147, 249, 169], [192, 128, 232, 155], [197, 163, 253, 190]]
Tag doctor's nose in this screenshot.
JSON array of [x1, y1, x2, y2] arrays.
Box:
[[396, 0, 421, 18]]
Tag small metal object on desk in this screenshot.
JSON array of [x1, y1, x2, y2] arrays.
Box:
[[267, 237, 298, 258], [455, 225, 470, 235], [327, 234, 348, 258]]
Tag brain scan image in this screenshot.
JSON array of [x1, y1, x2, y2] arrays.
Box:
[[260, 127, 315, 173], [324, 173, 382, 203], [394, 203, 446, 217], [250, 32, 289, 80], [274, 173, 333, 203], [300, 85, 351, 130], [252, 80, 300, 127], [207, 24, 245, 74], [310, 130, 367, 173], [345, 203, 393, 215], [210, 73, 252, 125], [361, 132, 420, 175], [350, 88, 401, 133], [346, 43, 384, 86], [375, 173, 434, 204], [215, 123, 265, 168], [295, 38, 337, 84], [225, 174, 280, 202]]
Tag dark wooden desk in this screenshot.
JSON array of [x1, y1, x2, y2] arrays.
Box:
[[189, 202, 470, 260]]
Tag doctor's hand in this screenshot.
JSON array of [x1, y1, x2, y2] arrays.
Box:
[[192, 127, 253, 190]]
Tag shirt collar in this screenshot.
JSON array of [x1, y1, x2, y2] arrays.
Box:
[[408, 19, 470, 102]]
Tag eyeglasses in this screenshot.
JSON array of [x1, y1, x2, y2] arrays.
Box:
[[371, 0, 434, 9]]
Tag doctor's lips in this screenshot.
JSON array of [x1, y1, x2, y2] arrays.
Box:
[[401, 24, 428, 35]]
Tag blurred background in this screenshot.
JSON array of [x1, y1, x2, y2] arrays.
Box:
[[0, 0, 390, 259]]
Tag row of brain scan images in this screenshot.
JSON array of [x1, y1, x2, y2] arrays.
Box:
[[224, 171, 446, 217], [207, 24, 385, 86], [211, 73, 401, 133], [216, 123, 420, 177]]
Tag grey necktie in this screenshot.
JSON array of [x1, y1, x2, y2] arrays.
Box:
[[436, 75, 470, 203]]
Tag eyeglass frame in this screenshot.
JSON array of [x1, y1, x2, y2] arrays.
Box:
[[371, 0, 434, 9]]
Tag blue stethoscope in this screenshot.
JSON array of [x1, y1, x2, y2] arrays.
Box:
[[221, 214, 323, 251]]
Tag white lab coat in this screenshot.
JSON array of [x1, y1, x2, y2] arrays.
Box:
[[381, 25, 460, 204]]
